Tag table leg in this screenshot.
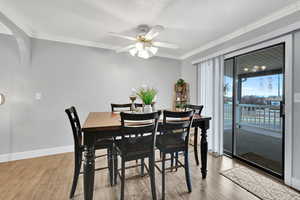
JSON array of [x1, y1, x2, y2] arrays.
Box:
[[193, 127, 199, 166], [84, 145, 95, 200], [200, 122, 209, 179]]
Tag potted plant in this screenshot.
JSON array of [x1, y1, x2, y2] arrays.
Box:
[[176, 78, 185, 92], [136, 85, 157, 113]]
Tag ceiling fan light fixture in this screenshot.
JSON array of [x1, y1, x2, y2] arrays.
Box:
[[129, 48, 138, 56], [138, 50, 150, 59], [111, 24, 179, 59], [135, 42, 144, 50]]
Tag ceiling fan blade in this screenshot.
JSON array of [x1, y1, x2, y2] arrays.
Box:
[[144, 25, 164, 40], [116, 45, 135, 53], [109, 32, 137, 41], [152, 41, 179, 49]]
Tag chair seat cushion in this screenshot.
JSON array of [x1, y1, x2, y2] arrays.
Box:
[[156, 133, 185, 153], [95, 138, 114, 149], [116, 136, 153, 159]]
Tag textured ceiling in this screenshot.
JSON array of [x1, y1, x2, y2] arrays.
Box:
[[0, 0, 299, 58]]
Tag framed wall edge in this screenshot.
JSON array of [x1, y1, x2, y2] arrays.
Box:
[[283, 34, 293, 186]]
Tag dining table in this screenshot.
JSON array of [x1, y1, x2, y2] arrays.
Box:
[[82, 111, 211, 200]]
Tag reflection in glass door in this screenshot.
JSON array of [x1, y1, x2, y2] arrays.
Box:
[[223, 44, 285, 177], [223, 59, 234, 155]]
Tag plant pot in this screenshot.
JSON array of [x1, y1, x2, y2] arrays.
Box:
[[143, 104, 152, 113], [177, 86, 183, 92]]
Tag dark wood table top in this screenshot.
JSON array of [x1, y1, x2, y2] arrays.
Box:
[[82, 112, 211, 132]]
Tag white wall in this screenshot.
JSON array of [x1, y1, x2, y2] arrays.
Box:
[[180, 59, 197, 104], [0, 34, 18, 155], [292, 31, 300, 184], [0, 34, 181, 156]]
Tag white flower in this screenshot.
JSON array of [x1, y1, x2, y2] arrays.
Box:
[[141, 84, 148, 89]]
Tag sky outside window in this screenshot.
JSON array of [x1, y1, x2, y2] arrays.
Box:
[[241, 74, 283, 98]]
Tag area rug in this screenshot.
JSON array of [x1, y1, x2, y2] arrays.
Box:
[[220, 166, 300, 200]]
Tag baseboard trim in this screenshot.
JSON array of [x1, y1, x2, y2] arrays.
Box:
[[0, 145, 74, 163], [291, 178, 300, 191]]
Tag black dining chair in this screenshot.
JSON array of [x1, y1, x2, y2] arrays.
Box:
[[65, 106, 115, 198], [111, 103, 148, 178], [156, 110, 194, 199], [111, 103, 155, 112], [111, 103, 132, 112], [184, 104, 204, 166], [115, 111, 161, 200]]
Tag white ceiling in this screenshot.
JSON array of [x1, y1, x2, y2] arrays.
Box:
[[0, 0, 299, 59]]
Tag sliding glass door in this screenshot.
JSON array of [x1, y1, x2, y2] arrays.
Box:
[[223, 44, 285, 177], [223, 59, 234, 155]]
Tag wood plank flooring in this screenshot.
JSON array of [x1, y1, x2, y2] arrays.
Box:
[[0, 151, 260, 200]]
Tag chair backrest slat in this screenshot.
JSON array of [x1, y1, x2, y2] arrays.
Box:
[[184, 104, 204, 115], [120, 111, 161, 151], [65, 106, 82, 151], [111, 103, 132, 112]]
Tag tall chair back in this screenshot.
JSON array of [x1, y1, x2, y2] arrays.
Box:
[[120, 111, 161, 151], [65, 106, 83, 151], [163, 110, 195, 148]]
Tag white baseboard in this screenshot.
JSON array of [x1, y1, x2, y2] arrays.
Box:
[[0, 145, 74, 163], [291, 178, 300, 191]]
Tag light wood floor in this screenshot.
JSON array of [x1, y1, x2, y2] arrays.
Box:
[[0, 151, 261, 200]]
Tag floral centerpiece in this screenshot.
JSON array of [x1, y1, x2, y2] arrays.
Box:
[[135, 85, 157, 112]]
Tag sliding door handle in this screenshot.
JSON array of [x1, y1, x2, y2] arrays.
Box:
[[280, 101, 285, 117]]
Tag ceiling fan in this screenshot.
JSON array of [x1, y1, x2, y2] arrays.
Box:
[[109, 25, 179, 59]]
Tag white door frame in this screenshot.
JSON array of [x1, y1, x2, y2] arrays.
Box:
[[224, 34, 293, 186]]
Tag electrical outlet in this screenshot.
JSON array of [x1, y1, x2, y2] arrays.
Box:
[[35, 93, 42, 100], [294, 93, 300, 103]]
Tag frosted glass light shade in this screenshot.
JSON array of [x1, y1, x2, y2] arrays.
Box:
[[135, 42, 144, 50], [138, 50, 150, 59], [129, 42, 158, 59], [129, 48, 138, 56]]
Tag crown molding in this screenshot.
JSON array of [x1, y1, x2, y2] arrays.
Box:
[[0, 30, 11, 35], [31, 32, 180, 60], [0, 4, 32, 37], [32, 32, 118, 50], [180, 1, 300, 60], [0, 23, 12, 35]]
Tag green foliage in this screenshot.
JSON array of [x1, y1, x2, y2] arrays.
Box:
[[176, 78, 185, 86], [176, 102, 186, 108], [136, 87, 157, 105]]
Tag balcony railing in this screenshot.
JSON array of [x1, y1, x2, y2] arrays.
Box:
[[224, 103, 282, 132]]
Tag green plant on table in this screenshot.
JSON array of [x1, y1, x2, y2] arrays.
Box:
[[136, 86, 157, 105]]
